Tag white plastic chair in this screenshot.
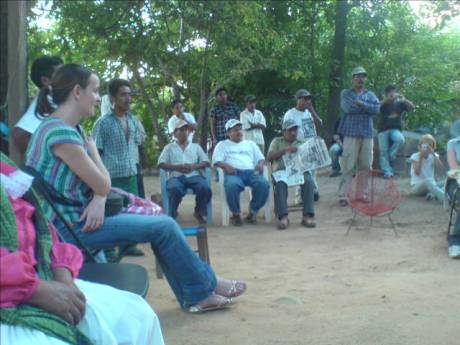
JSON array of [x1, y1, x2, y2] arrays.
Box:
[[217, 166, 273, 226]]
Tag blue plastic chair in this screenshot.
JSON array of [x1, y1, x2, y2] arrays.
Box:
[[160, 168, 213, 225]]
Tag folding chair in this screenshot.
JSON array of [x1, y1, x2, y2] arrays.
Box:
[[160, 168, 213, 225], [217, 165, 273, 226], [26, 168, 150, 297]]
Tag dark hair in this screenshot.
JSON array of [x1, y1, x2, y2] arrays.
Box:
[[171, 99, 182, 108], [384, 84, 397, 94], [30, 56, 63, 88], [108, 79, 131, 97], [215, 87, 227, 97], [36, 63, 93, 116]]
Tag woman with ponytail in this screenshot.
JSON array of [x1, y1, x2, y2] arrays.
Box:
[[25, 64, 246, 313]]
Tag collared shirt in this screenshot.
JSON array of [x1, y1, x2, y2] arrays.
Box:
[[92, 112, 145, 178], [240, 109, 266, 145], [283, 108, 316, 140], [167, 112, 196, 143], [157, 141, 209, 179], [212, 139, 264, 170], [210, 101, 240, 142], [267, 137, 305, 172], [338, 88, 380, 138]]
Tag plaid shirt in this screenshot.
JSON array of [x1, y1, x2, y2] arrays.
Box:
[[92, 112, 145, 178], [338, 88, 380, 138], [210, 101, 240, 141]]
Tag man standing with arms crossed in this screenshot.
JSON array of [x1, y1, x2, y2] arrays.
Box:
[[337, 67, 380, 206]]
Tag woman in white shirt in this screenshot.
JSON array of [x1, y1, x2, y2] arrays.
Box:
[[409, 134, 444, 202]]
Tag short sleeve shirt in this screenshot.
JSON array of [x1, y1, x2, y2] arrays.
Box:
[[25, 117, 89, 223], [410, 152, 438, 186], [157, 141, 209, 179], [447, 137, 460, 165], [212, 139, 263, 170], [267, 137, 304, 172], [283, 108, 316, 141], [240, 109, 266, 145], [210, 102, 240, 142]]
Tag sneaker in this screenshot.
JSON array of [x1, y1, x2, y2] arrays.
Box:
[[230, 214, 243, 226], [329, 171, 342, 178], [448, 245, 460, 259], [301, 216, 316, 228], [194, 212, 207, 225], [277, 217, 289, 230], [246, 212, 257, 224]]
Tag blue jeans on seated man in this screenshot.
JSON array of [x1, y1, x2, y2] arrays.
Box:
[[224, 169, 270, 215], [378, 129, 405, 177], [167, 175, 212, 218], [53, 214, 216, 308]]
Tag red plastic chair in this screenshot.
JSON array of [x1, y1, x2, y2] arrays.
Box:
[[345, 170, 400, 236]]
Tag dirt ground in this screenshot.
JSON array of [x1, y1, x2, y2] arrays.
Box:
[[124, 172, 459, 345]]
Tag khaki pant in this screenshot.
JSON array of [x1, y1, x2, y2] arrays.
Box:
[[337, 136, 373, 198]]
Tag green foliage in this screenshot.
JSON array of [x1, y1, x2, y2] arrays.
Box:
[[27, 0, 460, 166]]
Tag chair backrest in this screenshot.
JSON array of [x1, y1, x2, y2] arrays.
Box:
[[346, 170, 401, 216]]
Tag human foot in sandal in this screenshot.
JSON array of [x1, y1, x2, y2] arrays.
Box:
[[188, 293, 233, 313], [214, 277, 247, 298]]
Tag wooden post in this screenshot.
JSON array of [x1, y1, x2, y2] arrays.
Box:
[[7, 0, 28, 164]]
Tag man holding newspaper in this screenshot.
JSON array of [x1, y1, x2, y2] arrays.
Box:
[[267, 119, 331, 230]]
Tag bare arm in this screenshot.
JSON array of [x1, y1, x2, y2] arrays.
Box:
[[11, 127, 31, 155], [215, 161, 236, 175]]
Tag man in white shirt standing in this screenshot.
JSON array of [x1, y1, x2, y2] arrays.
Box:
[[283, 89, 322, 202], [12, 56, 63, 156], [212, 119, 269, 226], [158, 120, 212, 224], [167, 99, 197, 143], [240, 94, 266, 154]]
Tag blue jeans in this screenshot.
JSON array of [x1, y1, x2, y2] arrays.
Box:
[[224, 169, 269, 214], [53, 214, 216, 308], [167, 175, 212, 218], [378, 129, 405, 176], [329, 143, 343, 172]]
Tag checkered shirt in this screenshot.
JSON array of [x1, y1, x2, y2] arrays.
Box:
[[210, 101, 240, 141]]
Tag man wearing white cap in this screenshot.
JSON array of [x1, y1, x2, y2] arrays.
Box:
[[158, 120, 212, 224], [212, 119, 269, 226]]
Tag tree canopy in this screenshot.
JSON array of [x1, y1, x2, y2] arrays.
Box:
[[28, 0, 460, 166]]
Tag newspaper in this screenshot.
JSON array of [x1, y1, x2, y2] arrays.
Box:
[[283, 137, 331, 177], [272, 170, 304, 187]]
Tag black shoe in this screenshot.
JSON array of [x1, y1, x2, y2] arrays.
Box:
[[230, 214, 243, 226], [329, 171, 342, 178], [246, 212, 257, 224]]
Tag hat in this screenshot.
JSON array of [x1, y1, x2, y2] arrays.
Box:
[[215, 87, 227, 97], [245, 94, 257, 103], [351, 66, 367, 77], [225, 119, 242, 131], [295, 89, 312, 99], [282, 119, 299, 131], [174, 119, 188, 131]]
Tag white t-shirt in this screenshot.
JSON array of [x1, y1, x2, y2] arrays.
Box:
[[168, 113, 196, 143], [410, 152, 438, 186], [283, 108, 316, 141], [14, 98, 43, 134], [212, 139, 264, 170], [240, 109, 266, 145]]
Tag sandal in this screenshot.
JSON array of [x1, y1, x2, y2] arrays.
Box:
[[339, 199, 348, 207], [215, 278, 247, 298], [188, 294, 234, 313]]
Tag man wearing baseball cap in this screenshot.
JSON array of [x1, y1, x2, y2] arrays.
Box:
[[267, 119, 317, 229], [158, 120, 212, 224], [212, 119, 269, 226], [240, 94, 267, 154], [337, 66, 380, 206]]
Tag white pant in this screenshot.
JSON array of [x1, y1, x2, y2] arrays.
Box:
[[410, 179, 444, 202], [0, 279, 164, 345]]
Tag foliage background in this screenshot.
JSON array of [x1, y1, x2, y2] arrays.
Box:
[[27, 0, 460, 167]]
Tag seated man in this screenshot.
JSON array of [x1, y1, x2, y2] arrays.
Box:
[[158, 120, 212, 224], [267, 119, 317, 230], [0, 155, 164, 345], [212, 119, 269, 226]]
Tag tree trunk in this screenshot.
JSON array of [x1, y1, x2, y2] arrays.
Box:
[[195, 44, 210, 151], [132, 67, 167, 148], [325, 0, 350, 138]]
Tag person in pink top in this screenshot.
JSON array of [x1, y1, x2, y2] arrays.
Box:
[[0, 157, 165, 345]]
